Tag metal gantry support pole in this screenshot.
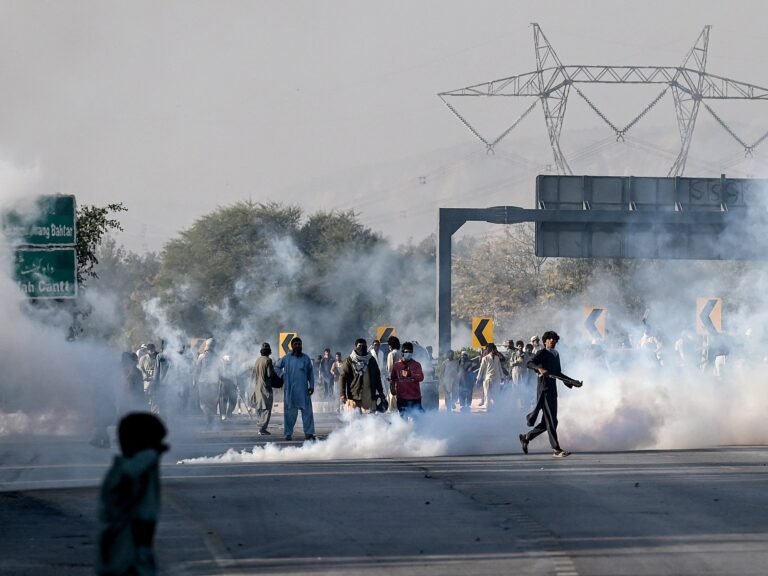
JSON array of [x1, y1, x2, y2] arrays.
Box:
[[436, 210, 460, 356], [436, 204, 736, 356]]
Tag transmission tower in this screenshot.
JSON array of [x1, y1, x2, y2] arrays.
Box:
[[439, 24, 768, 177]]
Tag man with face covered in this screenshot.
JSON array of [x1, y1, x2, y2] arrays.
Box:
[[274, 336, 316, 441], [340, 338, 386, 413], [390, 341, 425, 415]]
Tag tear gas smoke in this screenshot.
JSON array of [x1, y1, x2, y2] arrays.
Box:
[[0, 163, 122, 437], [4, 155, 768, 462], [179, 405, 531, 464]]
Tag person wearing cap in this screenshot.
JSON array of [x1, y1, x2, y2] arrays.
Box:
[[519, 330, 581, 458], [96, 412, 169, 576], [530, 335, 543, 354], [390, 341, 425, 415], [274, 336, 316, 441], [250, 342, 277, 435]]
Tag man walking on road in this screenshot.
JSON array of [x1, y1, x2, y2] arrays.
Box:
[[275, 336, 316, 441], [250, 342, 277, 435], [519, 331, 582, 458]]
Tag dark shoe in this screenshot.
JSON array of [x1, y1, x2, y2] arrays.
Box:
[[284, 435, 293, 441], [305, 434, 317, 441], [519, 434, 529, 454], [552, 449, 571, 458], [258, 430, 271, 436]]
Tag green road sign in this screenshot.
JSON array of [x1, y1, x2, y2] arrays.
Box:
[[14, 248, 77, 299], [3, 195, 76, 246]]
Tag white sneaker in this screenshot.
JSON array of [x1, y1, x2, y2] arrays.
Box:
[[552, 449, 571, 458]]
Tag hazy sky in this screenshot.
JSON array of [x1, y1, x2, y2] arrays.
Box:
[[1, 0, 767, 252]]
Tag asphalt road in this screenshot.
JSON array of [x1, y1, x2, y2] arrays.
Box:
[[1, 410, 767, 576]]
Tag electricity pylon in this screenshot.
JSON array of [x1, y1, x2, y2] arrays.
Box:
[[439, 24, 768, 177]]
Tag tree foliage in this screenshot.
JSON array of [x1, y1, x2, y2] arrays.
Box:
[[76, 202, 127, 286], [151, 201, 391, 343]]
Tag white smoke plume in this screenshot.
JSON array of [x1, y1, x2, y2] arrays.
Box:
[[0, 161, 123, 437]]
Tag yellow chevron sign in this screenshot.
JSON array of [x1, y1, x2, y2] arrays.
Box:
[[471, 317, 493, 348], [279, 332, 299, 357]]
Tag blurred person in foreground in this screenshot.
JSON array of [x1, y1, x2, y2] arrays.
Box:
[[96, 412, 169, 576], [519, 331, 582, 458], [274, 336, 316, 441], [339, 338, 387, 414], [250, 342, 277, 435], [389, 341, 424, 416]]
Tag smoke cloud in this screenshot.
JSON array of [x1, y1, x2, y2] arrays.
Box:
[[3, 153, 768, 467]]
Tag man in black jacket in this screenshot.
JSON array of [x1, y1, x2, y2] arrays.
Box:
[[340, 338, 386, 413], [519, 331, 581, 458]]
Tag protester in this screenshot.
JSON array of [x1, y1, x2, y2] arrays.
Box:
[[274, 336, 316, 441], [119, 351, 145, 415], [457, 351, 476, 411], [437, 350, 460, 412], [318, 348, 334, 399], [192, 338, 223, 428], [218, 354, 238, 420], [370, 339, 386, 373], [339, 338, 386, 413], [475, 343, 504, 409], [250, 342, 277, 435], [510, 340, 527, 385], [96, 412, 169, 576], [138, 343, 168, 414], [329, 352, 344, 412], [519, 330, 582, 458], [390, 341, 424, 415], [385, 336, 402, 412]]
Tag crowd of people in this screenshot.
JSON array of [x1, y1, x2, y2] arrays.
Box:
[[113, 332, 575, 431], [111, 324, 738, 451]]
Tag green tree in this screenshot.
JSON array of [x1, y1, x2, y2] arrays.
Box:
[[155, 201, 302, 334], [76, 202, 127, 287]]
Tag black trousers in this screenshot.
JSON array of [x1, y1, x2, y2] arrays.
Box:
[[524, 387, 561, 450], [397, 398, 424, 415]]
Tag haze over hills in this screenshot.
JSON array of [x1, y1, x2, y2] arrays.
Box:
[[250, 117, 768, 251]]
